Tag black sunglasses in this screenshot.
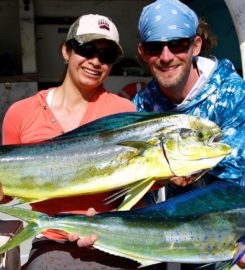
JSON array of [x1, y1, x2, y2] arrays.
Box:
[[72, 41, 117, 65], [142, 38, 194, 56]]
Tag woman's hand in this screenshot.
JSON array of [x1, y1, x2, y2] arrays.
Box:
[[0, 182, 12, 203], [0, 182, 4, 201], [68, 233, 97, 247], [67, 207, 98, 247]]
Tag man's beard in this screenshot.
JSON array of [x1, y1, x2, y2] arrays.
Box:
[[155, 60, 192, 91]]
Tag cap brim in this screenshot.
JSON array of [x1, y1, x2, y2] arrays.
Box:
[[74, 34, 124, 56]]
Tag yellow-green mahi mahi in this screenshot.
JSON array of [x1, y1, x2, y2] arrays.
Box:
[[0, 113, 231, 209]]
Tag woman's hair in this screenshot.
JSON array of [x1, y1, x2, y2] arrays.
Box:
[[64, 39, 78, 51], [197, 17, 218, 57]]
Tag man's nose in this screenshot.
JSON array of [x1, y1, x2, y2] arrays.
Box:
[[159, 45, 175, 62]]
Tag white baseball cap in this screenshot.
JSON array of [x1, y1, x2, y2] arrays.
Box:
[[66, 14, 123, 56]]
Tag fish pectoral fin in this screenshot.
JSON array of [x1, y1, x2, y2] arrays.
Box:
[[214, 260, 234, 270], [117, 178, 155, 211], [195, 263, 216, 269], [104, 186, 133, 205], [137, 259, 163, 268], [118, 141, 153, 152], [104, 179, 155, 206]]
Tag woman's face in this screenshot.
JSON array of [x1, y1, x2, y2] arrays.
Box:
[[63, 39, 117, 92]]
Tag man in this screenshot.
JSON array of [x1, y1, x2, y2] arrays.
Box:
[[133, 0, 245, 269]]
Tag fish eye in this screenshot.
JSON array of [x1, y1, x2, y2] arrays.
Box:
[[197, 132, 204, 139]]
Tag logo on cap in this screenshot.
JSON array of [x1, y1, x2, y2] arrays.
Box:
[[98, 19, 110, 31]]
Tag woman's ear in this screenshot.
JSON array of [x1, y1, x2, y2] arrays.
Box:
[[192, 36, 202, 57], [62, 43, 70, 63]]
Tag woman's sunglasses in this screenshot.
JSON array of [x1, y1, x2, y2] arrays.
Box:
[[142, 38, 194, 56], [72, 41, 117, 65]]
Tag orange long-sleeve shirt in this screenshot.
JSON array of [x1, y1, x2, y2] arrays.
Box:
[[2, 87, 136, 240]]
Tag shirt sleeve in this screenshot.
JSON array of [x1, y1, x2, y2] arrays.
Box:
[[209, 80, 245, 185], [2, 105, 22, 145]]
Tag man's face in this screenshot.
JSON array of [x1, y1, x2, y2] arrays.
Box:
[[139, 36, 202, 92]]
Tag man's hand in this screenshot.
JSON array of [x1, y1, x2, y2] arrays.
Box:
[[237, 254, 245, 269], [170, 175, 197, 186], [67, 208, 97, 247], [170, 171, 205, 187]]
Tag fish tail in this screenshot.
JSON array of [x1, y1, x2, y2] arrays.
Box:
[[0, 205, 41, 222], [0, 223, 43, 254], [0, 205, 47, 254]]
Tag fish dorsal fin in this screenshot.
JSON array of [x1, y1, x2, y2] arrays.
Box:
[[131, 181, 245, 219], [50, 112, 163, 141], [51, 112, 173, 141]]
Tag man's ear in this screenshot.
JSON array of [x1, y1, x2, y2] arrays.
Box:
[[192, 36, 202, 57], [138, 43, 147, 63]]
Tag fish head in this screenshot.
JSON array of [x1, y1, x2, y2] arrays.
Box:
[[160, 125, 232, 177], [153, 114, 223, 140]]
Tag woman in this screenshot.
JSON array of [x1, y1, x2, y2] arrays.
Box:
[[2, 14, 137, 270]]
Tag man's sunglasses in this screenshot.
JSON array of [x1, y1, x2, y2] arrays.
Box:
[[142, 38, 194, 55], [72, 41, 117, 65]]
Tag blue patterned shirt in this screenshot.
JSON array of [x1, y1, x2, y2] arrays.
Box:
[[133, 57, 245, 186]]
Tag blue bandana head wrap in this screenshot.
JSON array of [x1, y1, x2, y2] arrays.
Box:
[[138, 0, 198, 42]]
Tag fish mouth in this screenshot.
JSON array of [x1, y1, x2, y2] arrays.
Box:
[[159, 129, 231, 178], [208, 132, 224, 145]]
